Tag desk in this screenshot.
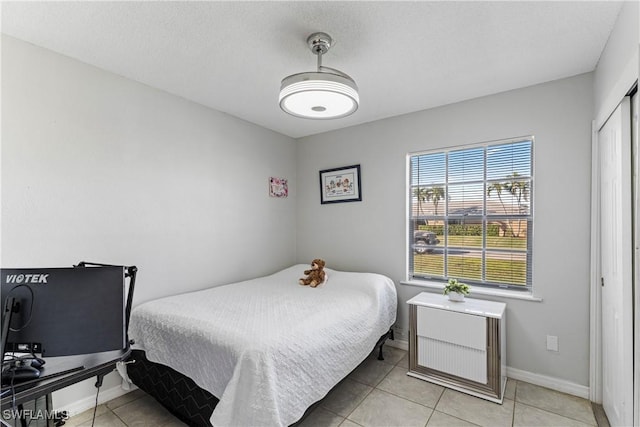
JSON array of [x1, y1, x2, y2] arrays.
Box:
[[1, 349, 129, 425]]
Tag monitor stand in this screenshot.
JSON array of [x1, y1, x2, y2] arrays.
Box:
[[1, 297, 42, 385], [1, 297, 16, 363]]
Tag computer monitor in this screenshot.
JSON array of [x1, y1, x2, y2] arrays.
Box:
[[1, 266, 126, 358]]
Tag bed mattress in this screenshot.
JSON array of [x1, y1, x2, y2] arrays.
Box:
[[128, 265, 397, 427]]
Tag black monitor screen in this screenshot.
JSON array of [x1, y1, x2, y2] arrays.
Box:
[[1, 266, 125, 357]]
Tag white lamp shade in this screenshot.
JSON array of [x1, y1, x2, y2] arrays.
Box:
[[279, 72, 359, 119]]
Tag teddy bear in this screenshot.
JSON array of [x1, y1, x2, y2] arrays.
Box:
[[299, 259, 326, 288]]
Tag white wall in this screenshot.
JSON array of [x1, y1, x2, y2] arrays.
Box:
[[1, 35, 297, 409], [593, 0, 639, 128], [296, 73, 594, 388]]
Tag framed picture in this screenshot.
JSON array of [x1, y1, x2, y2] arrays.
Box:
[[269, 177, 288, 198], [319, 164, 362, 204]]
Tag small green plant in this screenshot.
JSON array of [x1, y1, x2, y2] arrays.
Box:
[[443, 278, 470, 296]]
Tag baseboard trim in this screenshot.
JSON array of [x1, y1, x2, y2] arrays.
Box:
[[506, 366, 589, 399], [387, 339, 589, 399], [57, 384, 136, 418], [386, 338, 409, 351]]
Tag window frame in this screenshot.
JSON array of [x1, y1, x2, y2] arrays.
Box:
[[406, 136, 534, 292]]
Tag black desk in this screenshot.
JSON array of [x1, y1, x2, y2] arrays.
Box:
[[1, 349, 129, 425]]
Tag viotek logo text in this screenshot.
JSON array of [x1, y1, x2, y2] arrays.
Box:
[[5, 274, 49, 284]]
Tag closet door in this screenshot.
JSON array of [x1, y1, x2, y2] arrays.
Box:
[[632, 90, 639, 427], [599, 97, 633, 427]]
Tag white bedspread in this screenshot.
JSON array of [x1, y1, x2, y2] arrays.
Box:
[[129, 265, 397, 427]]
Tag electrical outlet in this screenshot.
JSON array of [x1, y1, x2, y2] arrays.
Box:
[[546, 335, 559, 352]]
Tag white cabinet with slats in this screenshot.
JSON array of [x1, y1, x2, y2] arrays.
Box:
[[407, 292, 506, 403]]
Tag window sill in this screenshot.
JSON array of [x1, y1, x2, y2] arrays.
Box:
[[400, 280, 543, 302]]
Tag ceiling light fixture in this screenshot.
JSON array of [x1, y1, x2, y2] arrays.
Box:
[[279, 32, 359, 120]]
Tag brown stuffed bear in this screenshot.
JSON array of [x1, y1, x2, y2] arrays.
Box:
[[299, 259, 326, 288]]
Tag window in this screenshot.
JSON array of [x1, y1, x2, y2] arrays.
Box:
[[408, 137, 533, 291]]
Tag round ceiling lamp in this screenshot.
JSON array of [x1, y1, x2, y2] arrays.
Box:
[[279, 32, 359, 120]]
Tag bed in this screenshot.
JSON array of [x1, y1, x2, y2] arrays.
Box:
[[126, 264, 397, 427]]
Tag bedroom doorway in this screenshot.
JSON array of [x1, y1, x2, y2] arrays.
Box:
[[596, 94, 634, 427]]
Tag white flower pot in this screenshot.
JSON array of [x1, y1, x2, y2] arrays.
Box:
[[448, 292, 465, 302]]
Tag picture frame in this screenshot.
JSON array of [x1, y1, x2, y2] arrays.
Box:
[[319, 164, 362, 204], [269, 177, 288, 198]]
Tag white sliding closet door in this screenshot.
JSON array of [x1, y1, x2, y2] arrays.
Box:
[[599, 97, 633, 427], [632, 90, 639, 427]]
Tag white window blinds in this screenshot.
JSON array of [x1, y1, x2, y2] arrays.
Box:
[[408, 137, 533, 290]]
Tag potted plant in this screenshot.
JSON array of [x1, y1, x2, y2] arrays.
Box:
[[443, 278, 470, 302]]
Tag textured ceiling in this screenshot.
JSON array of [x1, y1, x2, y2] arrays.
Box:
[[1, 1, 623, 138]]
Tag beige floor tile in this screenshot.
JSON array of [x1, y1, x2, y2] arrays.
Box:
[[112, 395, 181, 427], [64, 404, 110, 426], [396, 353, 409, 369], [591, 403, 610, 427], [373, 346, 406, 366], [515, 382, 597, 425], [504, 379, 516, 401], [347, 389, 433, 427], [376, 366, 444, 408], [80, 375, 606, 427], [76, 410, 127, 427], [321, 378, 373, 417], [348, 357, 395, 387], [436, 389, 514, 427], [299, 407, 345, 427], [513, 402, 595, 427], [426, 410, 480, 426], [106, 388, 146, 410]]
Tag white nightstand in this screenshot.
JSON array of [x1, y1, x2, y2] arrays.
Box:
[[407, 292, 507, 403]]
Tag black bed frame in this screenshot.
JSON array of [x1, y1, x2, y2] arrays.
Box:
[[126, 328, 394, 427]]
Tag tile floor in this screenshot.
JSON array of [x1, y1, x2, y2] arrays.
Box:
[[65, 347, 606, 427]]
